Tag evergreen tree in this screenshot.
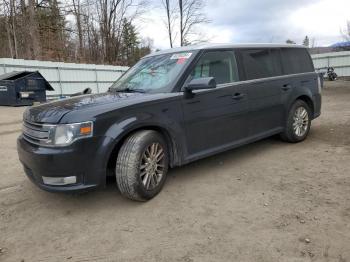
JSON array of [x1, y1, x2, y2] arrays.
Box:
[[303, 36, 310, 47], [120, 19, 139, 65], [119, 19, 151, 66], [36, 0, 67, 60]]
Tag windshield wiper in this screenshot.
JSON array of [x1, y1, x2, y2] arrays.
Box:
[[113, 87, 146, 93]]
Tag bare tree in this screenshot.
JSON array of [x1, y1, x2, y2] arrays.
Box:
[[0, 0, 151, 65], [159, 0, 209, 47], [310, 37, 316, 48], [71, 0, 85, 61], [95, 0, 146, 63], [340, 20, 350, 41], [10, 0, 18, 57], [178, 0, 182, 45], [1, 0, 18, 58], [28, 0, 41, 59], [178, 0, 208, 46], [161, 0, 175, 48]]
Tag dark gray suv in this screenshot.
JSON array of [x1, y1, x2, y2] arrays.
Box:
[[17, 44, 322, 201]]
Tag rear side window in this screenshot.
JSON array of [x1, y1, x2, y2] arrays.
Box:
[[190, 51, 239, 84], [269, 49, 283, 76], [281, 48, 314, 74], [240, 49, 282, 80]]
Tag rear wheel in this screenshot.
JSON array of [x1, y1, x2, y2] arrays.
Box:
[[280, 100, 311, 143], [116, 130, 169, 201]]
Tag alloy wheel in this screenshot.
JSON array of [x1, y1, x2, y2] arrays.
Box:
[[293, 106, 309, 137], [140, 142, 165, 190]]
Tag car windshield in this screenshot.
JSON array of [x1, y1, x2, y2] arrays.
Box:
[[110, 52, 193, 93]]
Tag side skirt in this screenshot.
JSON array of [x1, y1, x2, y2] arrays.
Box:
[[182, 127, 284, 165]]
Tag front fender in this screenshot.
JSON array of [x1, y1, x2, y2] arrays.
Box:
[[102, 112, 186, 167]]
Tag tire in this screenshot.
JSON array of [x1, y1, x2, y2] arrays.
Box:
[[280, 100, 311, 143], [116, 130, 169, 201]]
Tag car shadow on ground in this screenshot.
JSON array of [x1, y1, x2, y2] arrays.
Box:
[[103, 135, 287, 197], [20, 131, 318, 212]]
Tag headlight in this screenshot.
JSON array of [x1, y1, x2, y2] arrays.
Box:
[[51, 121, 93, 146]]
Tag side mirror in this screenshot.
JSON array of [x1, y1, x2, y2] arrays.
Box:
[[184, 77, 216, 91]]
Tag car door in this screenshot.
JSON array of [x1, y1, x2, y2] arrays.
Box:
[[238, 48, 286, 137], [181, 50, 250, 160]]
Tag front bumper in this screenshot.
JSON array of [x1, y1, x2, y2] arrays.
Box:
[[17, 135, 111, 192]]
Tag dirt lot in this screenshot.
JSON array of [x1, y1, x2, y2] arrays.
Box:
[[0, 81, 350, 262]]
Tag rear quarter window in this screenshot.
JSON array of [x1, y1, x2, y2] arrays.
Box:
[[240, 49, 282, 80], [281, 48, 314, 74]]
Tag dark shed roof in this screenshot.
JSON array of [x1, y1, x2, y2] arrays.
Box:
[[0, 71, 54, 91]]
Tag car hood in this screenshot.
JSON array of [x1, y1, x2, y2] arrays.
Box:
[[23, 92, 146, 123]]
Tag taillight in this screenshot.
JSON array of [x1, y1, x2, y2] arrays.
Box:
[[317, 75, 322, 93]]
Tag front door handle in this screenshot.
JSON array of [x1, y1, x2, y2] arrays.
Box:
[[232, 93, 245, 100], [282, 84, 292, 91]]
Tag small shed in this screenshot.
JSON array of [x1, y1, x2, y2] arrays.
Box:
[[0, 71, 54, 106]]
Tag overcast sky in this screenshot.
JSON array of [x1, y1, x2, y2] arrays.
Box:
[[137, 0, 350, 50]]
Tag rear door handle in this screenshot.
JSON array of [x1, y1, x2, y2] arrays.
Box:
[[232, 93, 245, 100], [282, 84, 292, 91]]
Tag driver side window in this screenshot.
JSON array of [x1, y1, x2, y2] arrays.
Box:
[[190, 51, 239, 85]]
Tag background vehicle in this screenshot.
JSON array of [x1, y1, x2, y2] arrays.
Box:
[[17, 44, 322, 201], [327, 67, 338, 81]]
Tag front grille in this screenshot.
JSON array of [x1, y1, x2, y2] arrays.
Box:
[[22, 121, 52, 145]]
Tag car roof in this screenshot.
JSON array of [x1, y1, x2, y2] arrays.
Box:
[[145, 43, 305, 58]]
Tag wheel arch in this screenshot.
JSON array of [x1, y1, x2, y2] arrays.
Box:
[[106, 125, 180, 178], [294, 95, 314, 118]]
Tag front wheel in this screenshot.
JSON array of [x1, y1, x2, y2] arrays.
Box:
[[280, 100, 311, 143], [116, 130, 169, 201]]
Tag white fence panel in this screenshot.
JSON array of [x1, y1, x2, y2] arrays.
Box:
[[0, 58, 129, 96], [4, 53, 348, 95], [311, 51, 350, 77]]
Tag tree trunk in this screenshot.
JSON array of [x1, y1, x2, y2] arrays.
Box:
[[5, 19, 14, 58], [9, 0, 18, 58], [72, 0, 84, 61], [165, 0, 173, 48], [28, 0, 41, 59], [179, 0, 183, 46]]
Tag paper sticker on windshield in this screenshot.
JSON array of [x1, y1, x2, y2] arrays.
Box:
[[170, 52, 192, 60]]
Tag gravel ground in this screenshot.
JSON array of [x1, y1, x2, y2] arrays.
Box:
[[0, 81, 350, 262]]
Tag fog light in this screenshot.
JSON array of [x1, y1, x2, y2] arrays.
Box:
[[42, 176, 76, 185]]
